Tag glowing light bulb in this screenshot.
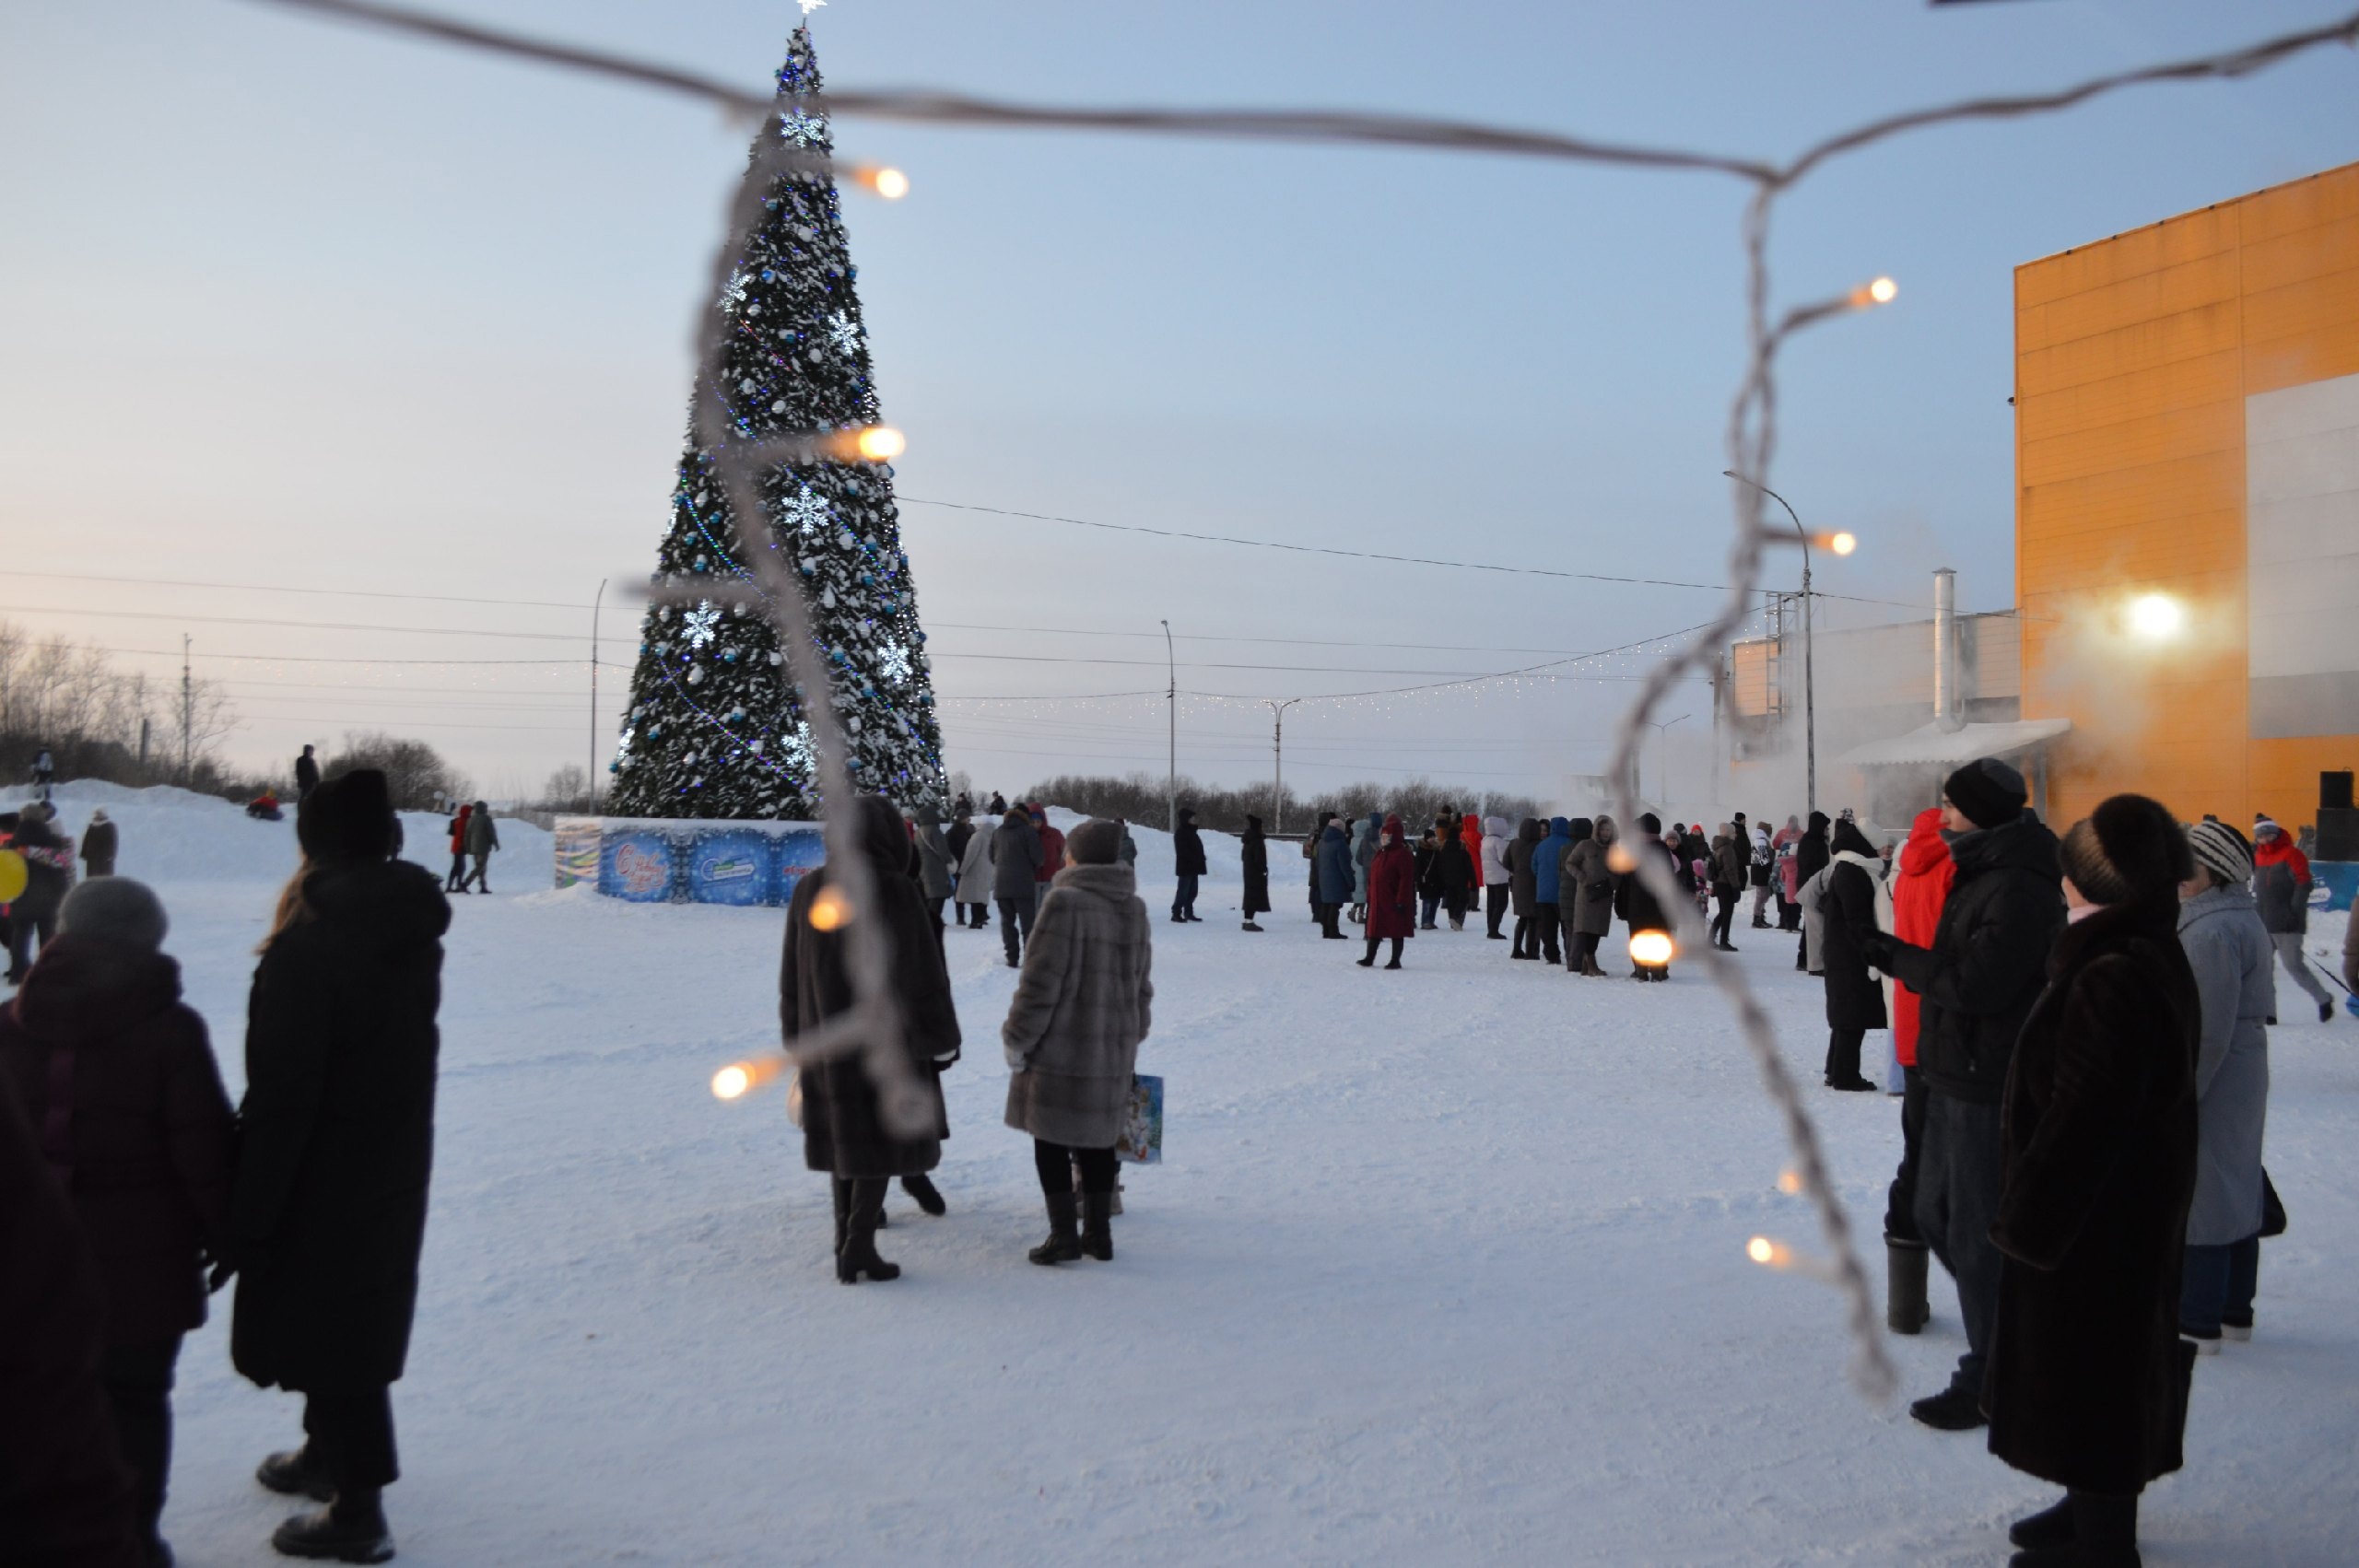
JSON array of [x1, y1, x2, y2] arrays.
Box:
[[863, 166, 910, 200], [712, 1064, 753, 1101], [1777, 1168, 1803, 1196], [1827, 532, 1858, 557], [853, 425, 906, 462], [1606, 842, 1637, 874], [1629, 930, 1675, 966], [1869, 276, 1897, 305], [2129, 592, 2184, 640], [1747, 1236, 1778, 1266], [809, 884, 855, 930]]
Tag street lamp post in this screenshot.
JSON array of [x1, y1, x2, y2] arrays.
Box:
[[1267, 697, 1302, 834], [588, 578, 606, 814], [1161, 619, 1177, 837], [1646, 713, 1692, 807], [1723, 472, 1817, 817]]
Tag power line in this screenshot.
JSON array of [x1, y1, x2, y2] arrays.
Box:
[[0, 604, 587, 644], [0, 568, 591, 613]]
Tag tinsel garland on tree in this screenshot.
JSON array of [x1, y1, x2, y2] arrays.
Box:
[[607, 25, 945, 820]]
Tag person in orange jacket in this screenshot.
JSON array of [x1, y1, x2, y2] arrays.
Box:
[[1881, 804, 1956, 1335], [444, 802, 473, 894]]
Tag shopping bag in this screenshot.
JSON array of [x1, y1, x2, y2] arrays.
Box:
[[1115, 1074, 1163, 1165]]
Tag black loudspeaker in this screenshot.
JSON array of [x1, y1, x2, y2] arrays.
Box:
[[2314, 807, 2359, 863], [2322, 771, 2353, 812]]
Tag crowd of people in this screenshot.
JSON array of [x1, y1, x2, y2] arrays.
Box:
[[6, 761, 2345, 1566]]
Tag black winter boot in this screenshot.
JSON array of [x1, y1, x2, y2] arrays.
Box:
[[2008, 1496, 2076, 1551], [1907, 1384, 1986, 1431], [1885, 1235, 1931, 1334], [1029, 1191, 1082, 1265], [830, 1177, 851, 1256], [2008, 1491, 2140, 1567], [256, 1448, 336, 1504], [836, 1179, 899, 1282], [270, 1489, 393, 1563], [901, 1174, 946, 1216], [1080, 1190, 1115, 1261]]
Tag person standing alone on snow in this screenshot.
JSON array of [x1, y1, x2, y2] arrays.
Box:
[[1860, 757, 2063, 1433], [1239, 814, 1270, 932], [79, 808, 117, 879], [992, 806, 1045, 968], [1003, 819, 1152, 1267], [2177, 820, 2274, 1352], [294, 744, 321, 805], [233, 770, 449, 1562], [782, 796, 961, 1286], [1171, 807, 1207, 923], [1358, 815, 1414, 970], [0, 877, 234, 1567], [2251, 818, 2332, 1024], [1976, 794, 2199, 1568]]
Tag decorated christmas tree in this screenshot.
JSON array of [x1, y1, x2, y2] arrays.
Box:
[[607, 25, 945, 821]]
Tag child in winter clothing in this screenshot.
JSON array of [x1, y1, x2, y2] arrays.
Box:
[[0, 878, 234, 1566]]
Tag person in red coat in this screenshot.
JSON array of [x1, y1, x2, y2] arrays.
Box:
[[444, 802, 472, 895], [0, 876, 234, 1566], [1357, 814, 1415, 970], [1882, 804, 1957, 1334]]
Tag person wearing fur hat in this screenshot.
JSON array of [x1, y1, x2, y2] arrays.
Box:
[[1977, 794, 2200, 1568], [1818, 816, 1887, 1090], [79, 808, 117, 878], [231, 769, 452, 1563], [1, 878, 232, 1566], [1859, 756, 2064, 1434], [2176, 820, 2274, 1352], [1357, 815, 1414, 970], [1004, 817, 1150, 1265], [2250, 818, 2332, 1024]]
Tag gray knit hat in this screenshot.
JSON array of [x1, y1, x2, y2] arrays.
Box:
[[1064, 818, 1123, 866], [58, 877, 169, 953], [2187, 819, 2254, 886]]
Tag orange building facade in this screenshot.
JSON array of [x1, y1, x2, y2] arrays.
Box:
[[2016, 160, 2359, 830]]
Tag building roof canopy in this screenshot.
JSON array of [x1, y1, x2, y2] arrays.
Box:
[[1838, 718, 2073, 769]]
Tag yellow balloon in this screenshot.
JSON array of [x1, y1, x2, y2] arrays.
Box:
[[0, 849, 26, 905]]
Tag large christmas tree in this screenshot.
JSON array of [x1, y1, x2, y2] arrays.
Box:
[[607, 25, 945, 820]]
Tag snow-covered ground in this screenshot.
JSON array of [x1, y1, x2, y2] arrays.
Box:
[[24, 785, 2359, 1566]]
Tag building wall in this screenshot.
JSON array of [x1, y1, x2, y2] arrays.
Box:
[[2016, 161, 2359, 829]]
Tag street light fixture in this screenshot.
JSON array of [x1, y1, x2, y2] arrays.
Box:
[[1267, 697, 1302, 835], [1723, 470, 1826, 816], [1645, 713, 1692, 807], [1161, 619, 1177, 837]]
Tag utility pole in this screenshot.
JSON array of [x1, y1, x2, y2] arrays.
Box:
[[1722, 472, 1821, 816], [1267, 697, 1302, 835], [1646, 714, 1692, 808], [180, 635, 193, 784], [1161, 619, 1177, 837], [589, 578, 606, 814]]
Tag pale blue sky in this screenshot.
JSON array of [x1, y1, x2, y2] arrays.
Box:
[[2, 1, 2352, 802]]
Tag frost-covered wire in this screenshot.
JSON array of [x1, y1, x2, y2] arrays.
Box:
[[237, 0, 2359, 1394]]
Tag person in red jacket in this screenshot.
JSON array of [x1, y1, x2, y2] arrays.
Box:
[[1357, 814, 1415, 970], [0, 877, 235, 1566], [444, 802, 472, 895], [1028, 806, 1066, 895], [1882, 805, 1956, 1335]]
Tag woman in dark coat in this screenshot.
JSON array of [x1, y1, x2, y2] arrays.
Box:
[[1412, 829, 1441, 930], [1984, 794, 2200, 1565], [0, 878, 233, 1566], [1312, 820, 1354, 939], [782, 795, 962, 1285], [1357, 815, 1414, 970], [1506, 817, 1543, 959], [1433, 830, 1475, 931], [1792, 811, 1831, 968], [231, 769, 449, 1563], [1819, 817, 1889, 1091], [1238, 814, 1271, 932]]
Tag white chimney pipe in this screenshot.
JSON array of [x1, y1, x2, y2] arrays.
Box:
[[1933, 568, 1962, 731]]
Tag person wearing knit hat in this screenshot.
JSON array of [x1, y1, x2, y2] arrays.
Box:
[[2251, 817, 2333, 1024], [2176, 813, 2274, 1357], [1858, 765, 2063, 1435], [58, 876, 169, 953], [1976, 792, 2199, 1566], [1942, 756, 2028, 832]]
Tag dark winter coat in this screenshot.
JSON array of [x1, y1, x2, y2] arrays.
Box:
[[78, 816, 118, 877], [911, 805, 954, 900], [0, 1070, 146, 1568], [990, 812, 1044, 899], [2177, 884, 2271, 1246], [1711, 831, 1746, 895], [1986, 892, 2200, 1495], [1531, 817, 1573, 906], [1412, 837, 1438, 895], [1613, 834, 1679, 935], [1240, 816, 1271, 916], [1313, 825, 1355, 905], [10, 813, 72, 923], [1506, 818, 1542, 915], [1003, 862, 1153, 1149], [1792, 812, 1831, 900], [1819, 822, 1889, 1034], [464, 808, 499, 858], [1366, 821, 1416, 942], [1432, 837, 1475, 902], [1875, 814, 2064, 1105], [295, 753, 321, 794], [0, 937, 233, 1347], [1173, 810, 1208, 878], [1566, 818, 1620, 938], [783, 797, 960, 1178], [231, 859, 451, 1395], [2251, 838, 2311, 934], [945, 817, 975, 870]]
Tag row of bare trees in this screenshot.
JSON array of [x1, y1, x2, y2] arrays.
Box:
[[0, 621, 238, 791]]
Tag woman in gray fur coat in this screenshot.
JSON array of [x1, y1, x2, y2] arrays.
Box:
[[1004, 817, 1154, 1267]]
